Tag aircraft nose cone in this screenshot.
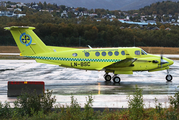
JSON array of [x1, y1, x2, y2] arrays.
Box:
[[168, 59, 174, 65], [170, 59, 174, 65]]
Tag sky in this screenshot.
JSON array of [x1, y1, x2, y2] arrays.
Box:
[[6, 0, 179, 10]]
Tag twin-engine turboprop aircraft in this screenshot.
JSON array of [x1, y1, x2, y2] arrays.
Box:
[[4, 26, 174, 83]]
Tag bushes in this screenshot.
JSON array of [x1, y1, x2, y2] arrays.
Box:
[[14, 89, 56, 116], [1, 86, 179, 119], [57, 94, 96, 120], [127, 85, 144, 119], [0, 89, 56, 119], [167, 90, 179, 119], [0, 91, 96, 120], [0, 102, 12, 118]]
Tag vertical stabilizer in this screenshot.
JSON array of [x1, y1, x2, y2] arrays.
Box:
[[4, 26, 50, 56]]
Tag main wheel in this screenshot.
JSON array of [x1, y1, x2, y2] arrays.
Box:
[[113, 76, 121, 83], [104, 74, 111, 81], [166, 75, 172, 81]]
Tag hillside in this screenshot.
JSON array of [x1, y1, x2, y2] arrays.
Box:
[[8, 0, 179, 10], [139, 0, 179, 15]]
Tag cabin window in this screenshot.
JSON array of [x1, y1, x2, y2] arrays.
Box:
[[95, 52, 100, 56], [121, 51, 125, 55], [114, 51, 119, 56], [108, 51, 113, 56], [135, 51, 140, 55], [85, 52, 90, 57], [72, 53, 77, 57], [102, 51, 106, 56]]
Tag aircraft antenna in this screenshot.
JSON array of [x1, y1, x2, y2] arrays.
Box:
[[87, 45, 92, 49]]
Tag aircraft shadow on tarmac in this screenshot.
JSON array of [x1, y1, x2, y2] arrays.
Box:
[[104, 80, 173, 86]]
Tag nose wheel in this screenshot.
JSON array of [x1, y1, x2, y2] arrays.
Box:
[[166, 75, 172, 81], [166, 69, 173, 81]]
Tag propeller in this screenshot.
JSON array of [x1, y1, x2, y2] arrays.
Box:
[[160, 52, 163, 67], [160, 51, 168, 67]]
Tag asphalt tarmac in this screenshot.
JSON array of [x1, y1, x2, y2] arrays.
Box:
[[0, 55, 179, 108]]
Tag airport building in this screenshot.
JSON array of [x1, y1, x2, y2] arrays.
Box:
[[118, 19, 157, 27]]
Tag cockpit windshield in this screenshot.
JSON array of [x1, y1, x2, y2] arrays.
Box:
[[141, 49, 147, 55]]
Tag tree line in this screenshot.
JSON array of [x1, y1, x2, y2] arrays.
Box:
[[0, 13, 179, 47]]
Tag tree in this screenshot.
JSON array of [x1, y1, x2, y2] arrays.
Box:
[[159, 25, 165, 30], [60, 5, 66, 11], [43, 1, 47, 9], [38, 2, 43, 9]]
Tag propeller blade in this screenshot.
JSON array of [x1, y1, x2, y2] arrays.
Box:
[[160, 50, 163, 67]]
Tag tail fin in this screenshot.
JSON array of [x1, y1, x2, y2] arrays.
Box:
[[4, 26, 50, 56]]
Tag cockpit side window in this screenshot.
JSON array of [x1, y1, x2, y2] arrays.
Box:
[[135, 50, 140, 55], [141, 49, 147, 55], [141, 52, 145, 55]]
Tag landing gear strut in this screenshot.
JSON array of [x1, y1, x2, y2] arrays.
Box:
[[104, 73, 121, 83], [166, 69, 172, 81]]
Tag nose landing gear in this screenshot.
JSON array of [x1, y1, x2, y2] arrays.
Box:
[[166, 69, 173, 81]]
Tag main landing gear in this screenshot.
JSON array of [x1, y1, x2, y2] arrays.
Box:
[[166, 69, 173, 82], [104, 74, 121, 83], [104, 69, 173, 83]]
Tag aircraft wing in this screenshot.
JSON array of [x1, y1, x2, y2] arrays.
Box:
[[104, 58, 137, 69]]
